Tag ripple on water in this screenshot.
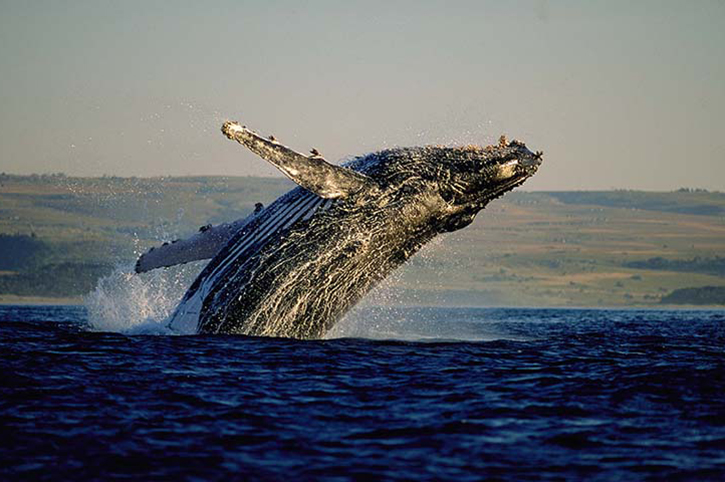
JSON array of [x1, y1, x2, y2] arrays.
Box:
[[1, 305, 725, 480]]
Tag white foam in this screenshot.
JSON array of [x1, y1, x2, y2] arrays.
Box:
[[84, 261, 204, 335]]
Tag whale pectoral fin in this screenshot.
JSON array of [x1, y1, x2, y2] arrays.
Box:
[[222, 121, 378, 199], [135, 224, 237, 273], [135, 209, 262, 273]]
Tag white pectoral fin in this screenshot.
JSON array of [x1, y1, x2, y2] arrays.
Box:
[[135, 210, 261, 274], [222, 121, 378, 199], [135, 225, 232, 273]]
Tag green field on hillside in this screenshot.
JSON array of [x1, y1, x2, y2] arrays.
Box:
[[1, 174, 724, 307]]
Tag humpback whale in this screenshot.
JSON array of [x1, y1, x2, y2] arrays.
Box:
[[138, 121, 542, 338]]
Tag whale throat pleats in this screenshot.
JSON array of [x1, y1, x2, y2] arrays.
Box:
[[221, 121, 378, 199], [135, 189, 332, 274]]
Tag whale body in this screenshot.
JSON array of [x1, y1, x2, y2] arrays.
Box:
[[154, 121, 542, 339]]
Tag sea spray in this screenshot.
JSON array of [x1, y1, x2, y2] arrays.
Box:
[[328, 305, 521, 342], [328, 235, 468, 341], [84, 261, 204, 334], [327, 235, 524, 342]]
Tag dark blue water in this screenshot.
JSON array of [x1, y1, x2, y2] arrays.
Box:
[[2, 305, 725, 481]]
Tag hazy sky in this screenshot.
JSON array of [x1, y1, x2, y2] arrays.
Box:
[[1, 0, 723, 190]]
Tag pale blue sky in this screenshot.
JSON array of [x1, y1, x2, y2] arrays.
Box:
[[1, 0, 723, 190]]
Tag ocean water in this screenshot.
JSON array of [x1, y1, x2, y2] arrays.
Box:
[[2, 304, 725, 481]]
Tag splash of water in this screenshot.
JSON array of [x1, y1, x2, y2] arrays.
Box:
[[84, 261, 204, 335], [328, 236, 471, 341], [327, 305, 520, 342]]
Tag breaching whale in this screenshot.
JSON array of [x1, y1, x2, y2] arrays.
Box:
[[137, 121, 542, 338]]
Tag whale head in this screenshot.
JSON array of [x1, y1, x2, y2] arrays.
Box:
[[438, 137, 542, 206], [421, 137, 542, 232]]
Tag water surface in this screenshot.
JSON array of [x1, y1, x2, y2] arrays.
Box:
[[2, 305, 724, 480]]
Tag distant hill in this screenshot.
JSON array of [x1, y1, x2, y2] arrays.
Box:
[[0, 263, 112, 297], [0, 234, 49, 270], [1, 174, 724, 307], [661, 287, 725, 305], [546, 190, 725, 216], [625, 257, 725, 277]]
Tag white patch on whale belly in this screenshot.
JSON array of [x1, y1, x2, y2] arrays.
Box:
[[169, 290, 203, 334], [167, 191, 327, 333]]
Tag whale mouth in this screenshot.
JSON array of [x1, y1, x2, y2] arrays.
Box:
[[477, 149, 542, 205], [494, 150, 542, 180], [514, 148, 543, 177], [519, 153, 543, 170]]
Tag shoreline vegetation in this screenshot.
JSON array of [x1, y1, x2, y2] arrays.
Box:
[[2, 297, 724, 310], [1, 173, 724, 308]]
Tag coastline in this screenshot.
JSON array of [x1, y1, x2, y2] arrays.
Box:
[[0, 294, 722, 310], [0, 295, 83, 306]]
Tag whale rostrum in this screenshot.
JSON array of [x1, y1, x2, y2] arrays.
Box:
[[143, 121, 543, 339]]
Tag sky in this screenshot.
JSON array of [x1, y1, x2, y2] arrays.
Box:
[[0, 0, 723, 191]]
